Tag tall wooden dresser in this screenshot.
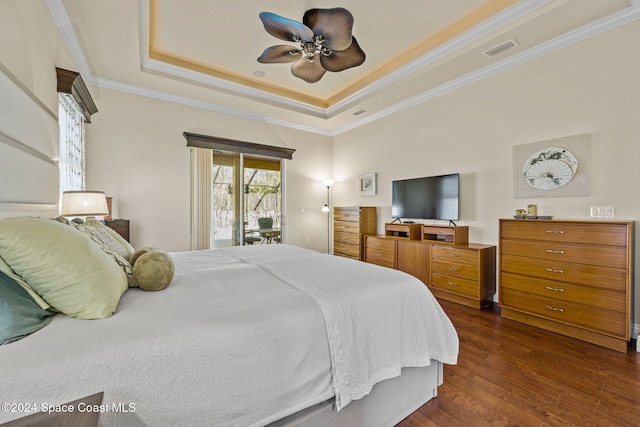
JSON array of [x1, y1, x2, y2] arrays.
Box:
[[499, 219, 634, 352], [333, 207, 377, 261]]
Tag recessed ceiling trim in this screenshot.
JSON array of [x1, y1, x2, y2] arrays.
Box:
[[92, 74, 334, 136], [48, 0, 640, 137], [324, 0, 552, 118], [334, 0, 640, 135], [144, 0, 525, 115]]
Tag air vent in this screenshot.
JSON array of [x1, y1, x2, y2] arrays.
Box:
[[352, 109, 367, 116], [483, 39, 519, 58]]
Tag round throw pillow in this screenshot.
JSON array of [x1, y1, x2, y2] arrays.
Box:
[[132, 250, 174, 291], [130, 246, 158, 267]]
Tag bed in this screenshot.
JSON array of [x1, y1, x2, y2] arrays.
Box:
[[0, 67, 458, 426]]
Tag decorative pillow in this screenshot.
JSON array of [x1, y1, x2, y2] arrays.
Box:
[[55, 217, 135, 287], [132, 250, 174, 291], [0, 255, 50, 310], [1, 271, 56, 345], [0, 217, 128, 319], [130, 246, 158, 267], [85, 219, 134, 259]]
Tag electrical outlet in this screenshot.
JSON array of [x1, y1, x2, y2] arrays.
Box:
[[590, 206, 615, 218], [305, 239, 310, 247]]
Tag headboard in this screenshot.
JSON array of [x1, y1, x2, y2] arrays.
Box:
[[0, 68, 60, 219]]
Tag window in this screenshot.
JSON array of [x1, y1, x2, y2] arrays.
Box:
[[185, 132, 295, 250], [58, 93, 85, 192], [55, 67, 98, 195]]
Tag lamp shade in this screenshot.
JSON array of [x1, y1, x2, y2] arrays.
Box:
[[61, 191, 109, 216]]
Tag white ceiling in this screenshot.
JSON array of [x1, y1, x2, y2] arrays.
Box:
[[51, 0, 638, 135]]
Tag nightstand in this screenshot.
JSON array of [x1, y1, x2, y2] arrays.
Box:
[[105, 219, 130, 242]]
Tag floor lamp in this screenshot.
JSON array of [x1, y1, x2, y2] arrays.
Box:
[[321, 179, 334, 254]]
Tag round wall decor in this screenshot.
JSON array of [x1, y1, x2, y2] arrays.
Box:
[[522, 146, 579, 190]]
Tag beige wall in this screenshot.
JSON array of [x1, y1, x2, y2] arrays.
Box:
[[332, 20, 640, 330], [85, 88, 333, 252]]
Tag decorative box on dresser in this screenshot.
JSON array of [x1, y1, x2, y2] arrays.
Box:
[[365, 224, 496, 309], [498, 219, 634, 352], [333, 207, 377, 261]]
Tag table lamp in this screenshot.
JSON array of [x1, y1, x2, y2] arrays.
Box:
[[61, 190, 109, 223]]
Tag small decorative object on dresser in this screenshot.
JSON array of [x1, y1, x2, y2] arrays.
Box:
[[104, 219, 130, 242], [333, 207, 376, 260], [499, 218, 634, 352]]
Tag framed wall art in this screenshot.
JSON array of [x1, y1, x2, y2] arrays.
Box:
[[513, 134, 589, 198], [358, 173, 376, 196]]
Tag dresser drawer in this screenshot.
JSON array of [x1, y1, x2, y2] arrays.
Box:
[[501, 254, 627, 291], [334, 208, 362, 222], [334, 242, 360, 259], [432, 246, 478, 265], [431, 259, 478, 281], [500, 221, 628, 246], [431, 273, 478, 298], [501, 287, 626, 337], [334, 221, 361, 234], [334, 231, 359, 246], [365, 247, 395, 268], [500, 272, 626, 312], [366, 236, 396, 252], [501, 239, 627, 269]]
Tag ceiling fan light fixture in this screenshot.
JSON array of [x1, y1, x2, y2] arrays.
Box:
[[258, 8, 365, 83]]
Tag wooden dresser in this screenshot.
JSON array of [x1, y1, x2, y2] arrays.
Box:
[[105, 219, 130, 242], [333, 207, 377, 261], [499, 219, 634, 352], [365, 223, 496, 309]]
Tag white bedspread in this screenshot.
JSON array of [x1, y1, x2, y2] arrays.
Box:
[[222, 245, 459, 410], [0, 244, 458, 426]]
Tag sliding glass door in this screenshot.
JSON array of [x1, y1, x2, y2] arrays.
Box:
[[211, 151, 282, 248]]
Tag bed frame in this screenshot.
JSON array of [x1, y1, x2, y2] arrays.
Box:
[[0, 67, 443, 427]]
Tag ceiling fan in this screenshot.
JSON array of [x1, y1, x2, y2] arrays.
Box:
[[257, 7, 366, 83]]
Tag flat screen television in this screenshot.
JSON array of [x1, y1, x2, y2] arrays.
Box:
[[391, 173, 459, 221]]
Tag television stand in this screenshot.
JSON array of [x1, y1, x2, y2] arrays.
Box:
[[421, 225, 468, 245]]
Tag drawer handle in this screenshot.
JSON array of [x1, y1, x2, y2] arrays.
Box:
[[545, 305, 565, 313], [448, 253, 459, 257], [375, 253, 383, 257], [448, 267, 459, 272], [375, 242, 383, 246], [545, 268, 564, 274], [545, 286, 565, 293], [446, 281, 459, 287], [545, 230, 564, 234], [545, 250, 565, 254]]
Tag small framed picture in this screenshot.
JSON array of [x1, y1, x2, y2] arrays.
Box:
[[358, 173, 376, 196]]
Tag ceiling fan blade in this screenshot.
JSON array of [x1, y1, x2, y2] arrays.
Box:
[[258, 45, 302, 64], [291, 58, 326, 83], [320, 36, 366, 72], [303, 8, 354, 51], [259, 12, 314, 43]]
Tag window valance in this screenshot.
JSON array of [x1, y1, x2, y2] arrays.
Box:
[[183, 132, 295, 160]]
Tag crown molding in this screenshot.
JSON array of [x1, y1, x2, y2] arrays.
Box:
[[47, 0, 640, 137]]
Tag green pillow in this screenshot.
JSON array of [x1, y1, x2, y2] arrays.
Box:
[[0, 254, 50, 310], [1, 271, 56, 345], [133, 250, 174, 291], [0, 217, 128, 319]]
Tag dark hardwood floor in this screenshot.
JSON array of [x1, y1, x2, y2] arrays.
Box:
[[397, 299, 640, 427]]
